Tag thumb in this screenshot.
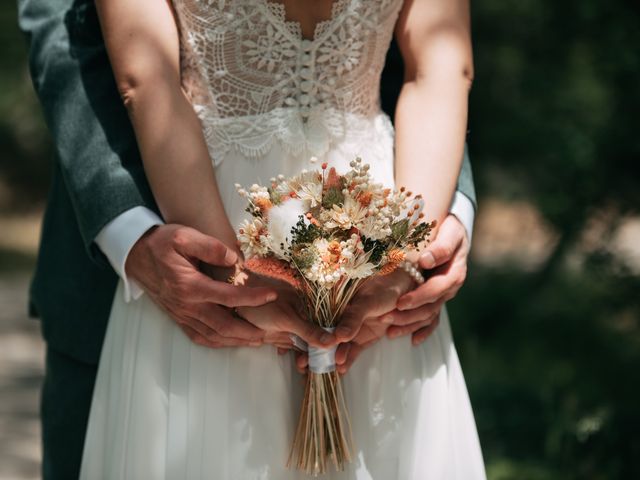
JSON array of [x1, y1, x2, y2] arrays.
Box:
[[419, 215, 464, 270], [174, 227, 238, 266]]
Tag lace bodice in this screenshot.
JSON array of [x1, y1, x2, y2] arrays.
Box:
[[172, 0, 404, 164]]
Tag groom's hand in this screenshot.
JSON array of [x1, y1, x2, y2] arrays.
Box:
[[126, 224, 278, 348]]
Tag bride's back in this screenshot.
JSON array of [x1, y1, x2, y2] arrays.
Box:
[[172, 0, 403, 161]]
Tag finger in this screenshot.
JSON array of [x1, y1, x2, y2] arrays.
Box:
[[264, 332, 294, 347], [189, 275, 278, 307], [412, 314, 441, 345], [172, 226, 239, 266], [196, 304, 265, 342], [281, 309, 336, 348], [295, 352, 308, 374], [397, 272, 460, 310], [380, 301, 443, 327], [277, 347, 288, 355], [337, 344, 364, 375], [418, 215, 465, 270], [387, 317, 436, 340], [335, 343, 352, 366], [179, 323, 259, 348], [351, 322, 386, 345], [335, 306, 367, 342]]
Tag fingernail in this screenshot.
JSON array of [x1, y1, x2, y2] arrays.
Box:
[[224, 249, 238, 265], [381, 314, 394, 324], [250, 341, 262, 347], [388, 329, 400, 339], [397, 299, 412, 311], [266, 292, 277, 302], [421, 252, 436, 269]]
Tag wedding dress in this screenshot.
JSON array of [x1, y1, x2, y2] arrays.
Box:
[[80, 0, 486, 478]]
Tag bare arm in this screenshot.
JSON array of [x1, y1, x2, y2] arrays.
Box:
[[95, 0, 237, 252], [331, 0, 474, 346], [394, 0, 473, 225], [95, 0, 333, 349]]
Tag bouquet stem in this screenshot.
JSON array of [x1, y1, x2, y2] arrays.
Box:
[[288, 369, 353, 475]]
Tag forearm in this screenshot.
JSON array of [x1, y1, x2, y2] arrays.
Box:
[[393, 0, 473, 227], [123, 83, 237, 250], [394, 73, 469, 225], [96, 0, 238, 253]]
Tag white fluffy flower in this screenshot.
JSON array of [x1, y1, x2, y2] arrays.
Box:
[[267, 198, 307, 260]]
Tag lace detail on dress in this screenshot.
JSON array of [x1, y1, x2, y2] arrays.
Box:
[[172, 0, 404, 164]]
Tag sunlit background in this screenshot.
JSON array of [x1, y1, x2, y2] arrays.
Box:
[[1, 1, 639, 479]]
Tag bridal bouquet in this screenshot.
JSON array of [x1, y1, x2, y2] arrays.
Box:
[[236, 157, 434, 475]]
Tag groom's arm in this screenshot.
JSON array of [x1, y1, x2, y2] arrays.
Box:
[[18, 0, 159, 254], [18, 0, 279, 347]]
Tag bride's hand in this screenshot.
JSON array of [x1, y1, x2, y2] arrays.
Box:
[[293, 269, 416, 373], [333, 268, 415, 343], [235, 275, 337, 349]]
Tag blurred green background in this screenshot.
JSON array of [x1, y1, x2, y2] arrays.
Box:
[[1, 0, 639, 479]]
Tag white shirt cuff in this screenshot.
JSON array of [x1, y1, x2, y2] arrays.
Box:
[[94, 206, 163, 302], [449, 191, 475, 243]]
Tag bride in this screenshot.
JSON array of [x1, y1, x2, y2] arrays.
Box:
[[80, 0, 485, 478]]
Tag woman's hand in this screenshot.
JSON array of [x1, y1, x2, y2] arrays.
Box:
[[293, 268, 416, 373], [333, 268, 416, 342], [235, 275, 337, 349], [394, 215, 469, 341]]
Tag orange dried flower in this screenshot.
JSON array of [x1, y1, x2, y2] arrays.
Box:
[[378, 262, 399, 276], [328, 240, 341, 256], [244, 257, 301, 290], [254, 197, 273, 212], [388, 249, 405, 263], [358, 191, 372, 207]]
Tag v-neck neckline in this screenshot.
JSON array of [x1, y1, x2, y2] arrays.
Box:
[[261, 0, 350, 42]]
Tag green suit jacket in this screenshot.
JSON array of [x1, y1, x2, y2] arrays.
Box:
[[18, 0, 476, 365]]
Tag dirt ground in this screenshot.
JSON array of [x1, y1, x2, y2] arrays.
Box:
[[0, 272, 43, 480]]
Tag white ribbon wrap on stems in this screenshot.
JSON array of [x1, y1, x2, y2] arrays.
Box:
[[291, 327, 338, 374]]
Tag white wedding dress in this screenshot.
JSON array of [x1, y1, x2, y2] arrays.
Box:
[[80, 0, 486, 478]]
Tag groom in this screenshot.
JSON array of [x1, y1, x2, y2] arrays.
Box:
[[18, 0, 477, 478]]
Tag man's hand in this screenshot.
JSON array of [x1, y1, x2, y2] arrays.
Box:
[[125, 224, 278, 348]]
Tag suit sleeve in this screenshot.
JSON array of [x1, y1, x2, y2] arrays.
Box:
[[18, 0, 159, 260]]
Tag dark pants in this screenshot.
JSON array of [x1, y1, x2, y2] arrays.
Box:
[[41, 347, 98, 480]]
